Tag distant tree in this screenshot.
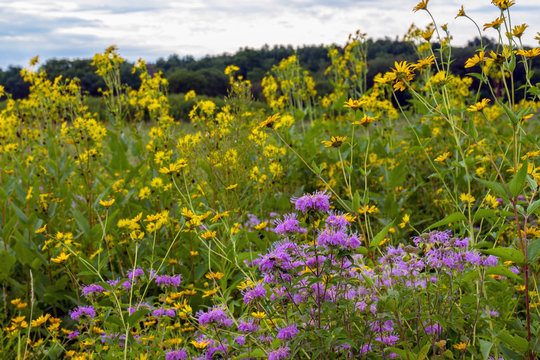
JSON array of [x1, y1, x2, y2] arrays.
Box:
[[0, 66, 29, 99]]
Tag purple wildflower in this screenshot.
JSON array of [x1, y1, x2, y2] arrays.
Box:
[[155, 274, 182, 288], [268, 346, 290, 360], [197, 306, 229, 327], [234, 336, 246, 345], [424, 322, 443, 335], [82, 284, 105, 298], [127, 268, 144, 280], [292, 191, 330, 213], [67, 331, 80, 339], [70, 306, 96, 322], [152, 308, 175, 317], [482, 255, 498, 267], [277, 324, 299, 340], [243, 284, 267, 304], [274, 213, 307, 235], [375, 334, 399, 345], [165, 349, 189, 360], [326, 212, 350, 228], [238, 320, 259, 333]]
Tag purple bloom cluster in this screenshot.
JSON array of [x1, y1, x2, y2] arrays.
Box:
[[165, 349, 188, 360], [413, 231, 499, 271], [277, 324, 299, 340], [325, 211, 351, 228], [317, 228, 361, 250], [155, 274, 182, 288], [242, 284, 267, 304], [274, 213, 307, 235], [127, 268, 144, 280], [197, 306, 232, 327], [238, 320, 259, 333], [268, 346, 291, 360], [152, 308, 175, 317], [424, 322, 443, 335], [292, 190, 330, 213], [70, 306, 96, 322], [81, 284, 105, 298]]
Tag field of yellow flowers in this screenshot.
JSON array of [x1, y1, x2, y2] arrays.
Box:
[[1, 1, 539, 359]]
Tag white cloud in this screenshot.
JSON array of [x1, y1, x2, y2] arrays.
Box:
[[0, 0, 538, 68]]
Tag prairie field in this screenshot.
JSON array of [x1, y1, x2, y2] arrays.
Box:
[[0, 1, 539, 359]]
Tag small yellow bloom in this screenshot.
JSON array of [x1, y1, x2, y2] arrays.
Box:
[[200, 230, 216, 239], [202, 288, 219, 298], [354, 114, 376, 127], [31, 313, 51, 327], [460, 193, 476, 205], [467, 98, 490, 112], [464, 51, 485, 68], [191, 340, 211, 349], [205, 272, 225, 280], [413, 0, 429, 12], [344, 98, 365, 110], [51, 250, 71, 264], [322, 136, 347, 148], [483, 17, 504, 31], [516, 48, 540, 58], [35, 224, 47, 234], [512, 24, 528, 38], [455, 5, 465, 18], [399, 214, 410, 229], [259, 113, 280, 129], [251, 311, 266, 319], [434, 152, 451, 163], [225, 184, 238, 190], [99, 198, 115, 207], [453, 342, 467, 350], [254, 222, 268, 230]]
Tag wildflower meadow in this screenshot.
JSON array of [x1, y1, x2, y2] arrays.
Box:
[[1, 1, 539, 359]]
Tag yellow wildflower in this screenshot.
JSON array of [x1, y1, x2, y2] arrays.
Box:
[[468, 99, 491, 112], [322, 136, 347, 148], [413, 0, 429, 12], [99, 198, 115, 207], [434, 152, 451, 163], [51, 250, 71, 264]]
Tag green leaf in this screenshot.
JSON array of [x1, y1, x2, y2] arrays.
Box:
[[72, 209, 90, 235], [526, 175, 538, 191], [473, 209, 498, 221], [352, 191, 361, 213], [527, 238, 540, 262], [501, 101, 519, 124], [481, 247, 525, 264], [311, 161, 321, 175], [508, 163, 528, 198], [527, 200, 540, 215], [477, 178, 509, 199], [388, 162, 406, 188], [417, 343, 431, 360], [237, 349, 266, 358], [128, 309, 150, 327], [426, 212, 466, 230], [0, 251, 16, 280], [486, 265, 522, 282], [479, 339, 494, 360], [356, 246, 368, 255], [370, 220, 395, 248], [10, 202, 28, 224], [497, 330, 529, 353]]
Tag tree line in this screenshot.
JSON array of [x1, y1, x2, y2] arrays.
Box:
[[1, 38, 537, 100]]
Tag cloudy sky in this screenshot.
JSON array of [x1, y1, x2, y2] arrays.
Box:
[[1, 0, 538, 69]]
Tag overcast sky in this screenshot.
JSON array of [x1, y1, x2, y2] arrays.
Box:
[[1, 0, 538, 69]]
